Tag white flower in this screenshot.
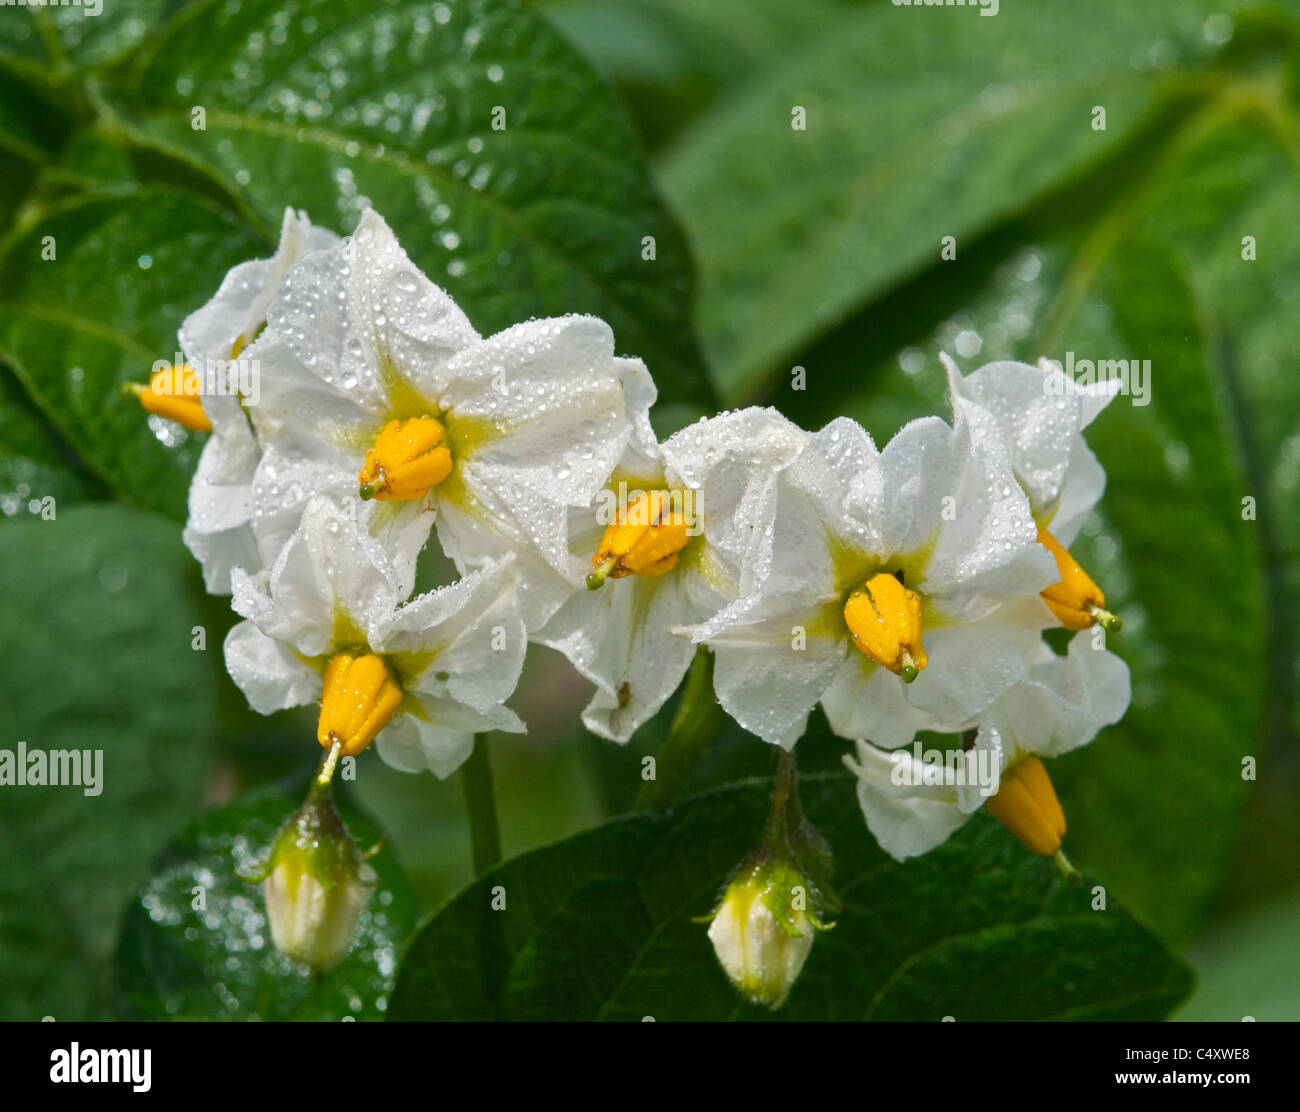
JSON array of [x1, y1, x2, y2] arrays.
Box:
[[534, 397, 807, 741], [695, 404, 1058, 750], [845, 633, 1130, 862], [224, 496, 526, 779], [245, 208, 632, 618], [943, 352, 1122, 631], [181, 208, 340, 593]]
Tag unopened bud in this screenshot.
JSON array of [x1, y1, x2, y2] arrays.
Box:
[[707, 862, 815, 1008], [244, 781, 376, 972], [703, 751, 838, 1009]]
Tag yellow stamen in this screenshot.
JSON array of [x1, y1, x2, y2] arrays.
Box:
[[843, 572, 927, 681], [317, 653, 403, 758], [125, 364, 211, 431], [358, 416, 452, 502], [1037, 528, 1121, 632], [588, 489, 690, 588], [984, 755, 1067, 857]]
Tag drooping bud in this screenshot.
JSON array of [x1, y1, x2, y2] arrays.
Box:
[[1037, 528, 1121, 633], [125, 363, 212, 431], [984, 755, 1079, 881], [588, 488, 690, 589], [317, 652, 403, 758], [358, 416, 452, 501], [708, 860, 816, 1008], [243, 769, 377, 972], [704, 751, 839, 1009], [844, 571, 927, 681]]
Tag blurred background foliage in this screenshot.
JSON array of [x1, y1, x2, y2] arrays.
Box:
[[1, 0, 1297, 1019]]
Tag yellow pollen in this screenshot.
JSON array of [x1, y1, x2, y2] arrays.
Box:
[[588, 489, 690, 589], [126, 364, 211, 431], [317, 653, 403, 758], [984, 755, 1069, 860], [844, 572, 927, 682], [1038, 528, 1121, 632], [358, 416, 452, 502]]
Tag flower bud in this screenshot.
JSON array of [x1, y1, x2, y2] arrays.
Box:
[[703, 751, 839, 1009], [707, 862, 815, 1008], [247, 783, 376, 972]]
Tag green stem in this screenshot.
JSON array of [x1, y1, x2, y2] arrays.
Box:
[[760, 749, 800, 844], [634, 647, 726, 812], [461, 735, 501, 877]]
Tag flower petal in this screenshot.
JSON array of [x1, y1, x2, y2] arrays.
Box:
[[436, 315, 631, 575], [376, 702, 525, 779], [662, 406, 809, 597], [853, 414, 955, 561], [942, 352, 1119, 525], [1044, 433, 1106, 547], [844, 740, 971, 861], [901, 605, 1041, 728], [223, 619, 319, 714], [994, 632, 1131, 759], [943, 353, 1081, 516], [701, 593, 846, 748], [432, 493, 573, 631], [536, 571, 702, 742], [821, 653, 939, 750], [377, 556, 527, 715], [184, 417, 261, 593], [913, 399, 1056, 613], [245, 496, 406, 658], [180, 207, 338, 367]]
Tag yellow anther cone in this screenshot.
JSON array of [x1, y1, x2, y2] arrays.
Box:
[[1038, 528, 1121, 632], [127, 364, 212, 431], [359, 416, 452, 501], [985, 756, 1067, 857], [317, 653, 403, 757], [844, 572, 927, 681], [588, 489, 689, 588]]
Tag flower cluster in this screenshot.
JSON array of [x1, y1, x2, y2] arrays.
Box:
[[137, 208, 1130, 992]]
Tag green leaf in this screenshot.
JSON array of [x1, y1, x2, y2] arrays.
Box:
[[0, 5, 50, 68], [106, 0, 713, 408], [111, 777, 416, 1021], [388, 774, 1191, 1020], [10, 0, 201, 72], [0, 503, 219, 1019], [1123, 108, 1300, 740], [1049, 237, 1265, 945], [0, 360, 105, 515], [1177, 888, 1300, 1021], [660, 0, 1241, 402], [0, 189, 266, 519], [0, 63, 69, 164], [542, 0, 843, 152]]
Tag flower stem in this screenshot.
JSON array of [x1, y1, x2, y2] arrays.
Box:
[[315, 740, 342, 790], [634, 647, 726, 812], [461, 735, 501, 877], [760, 749, 800, 843]]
